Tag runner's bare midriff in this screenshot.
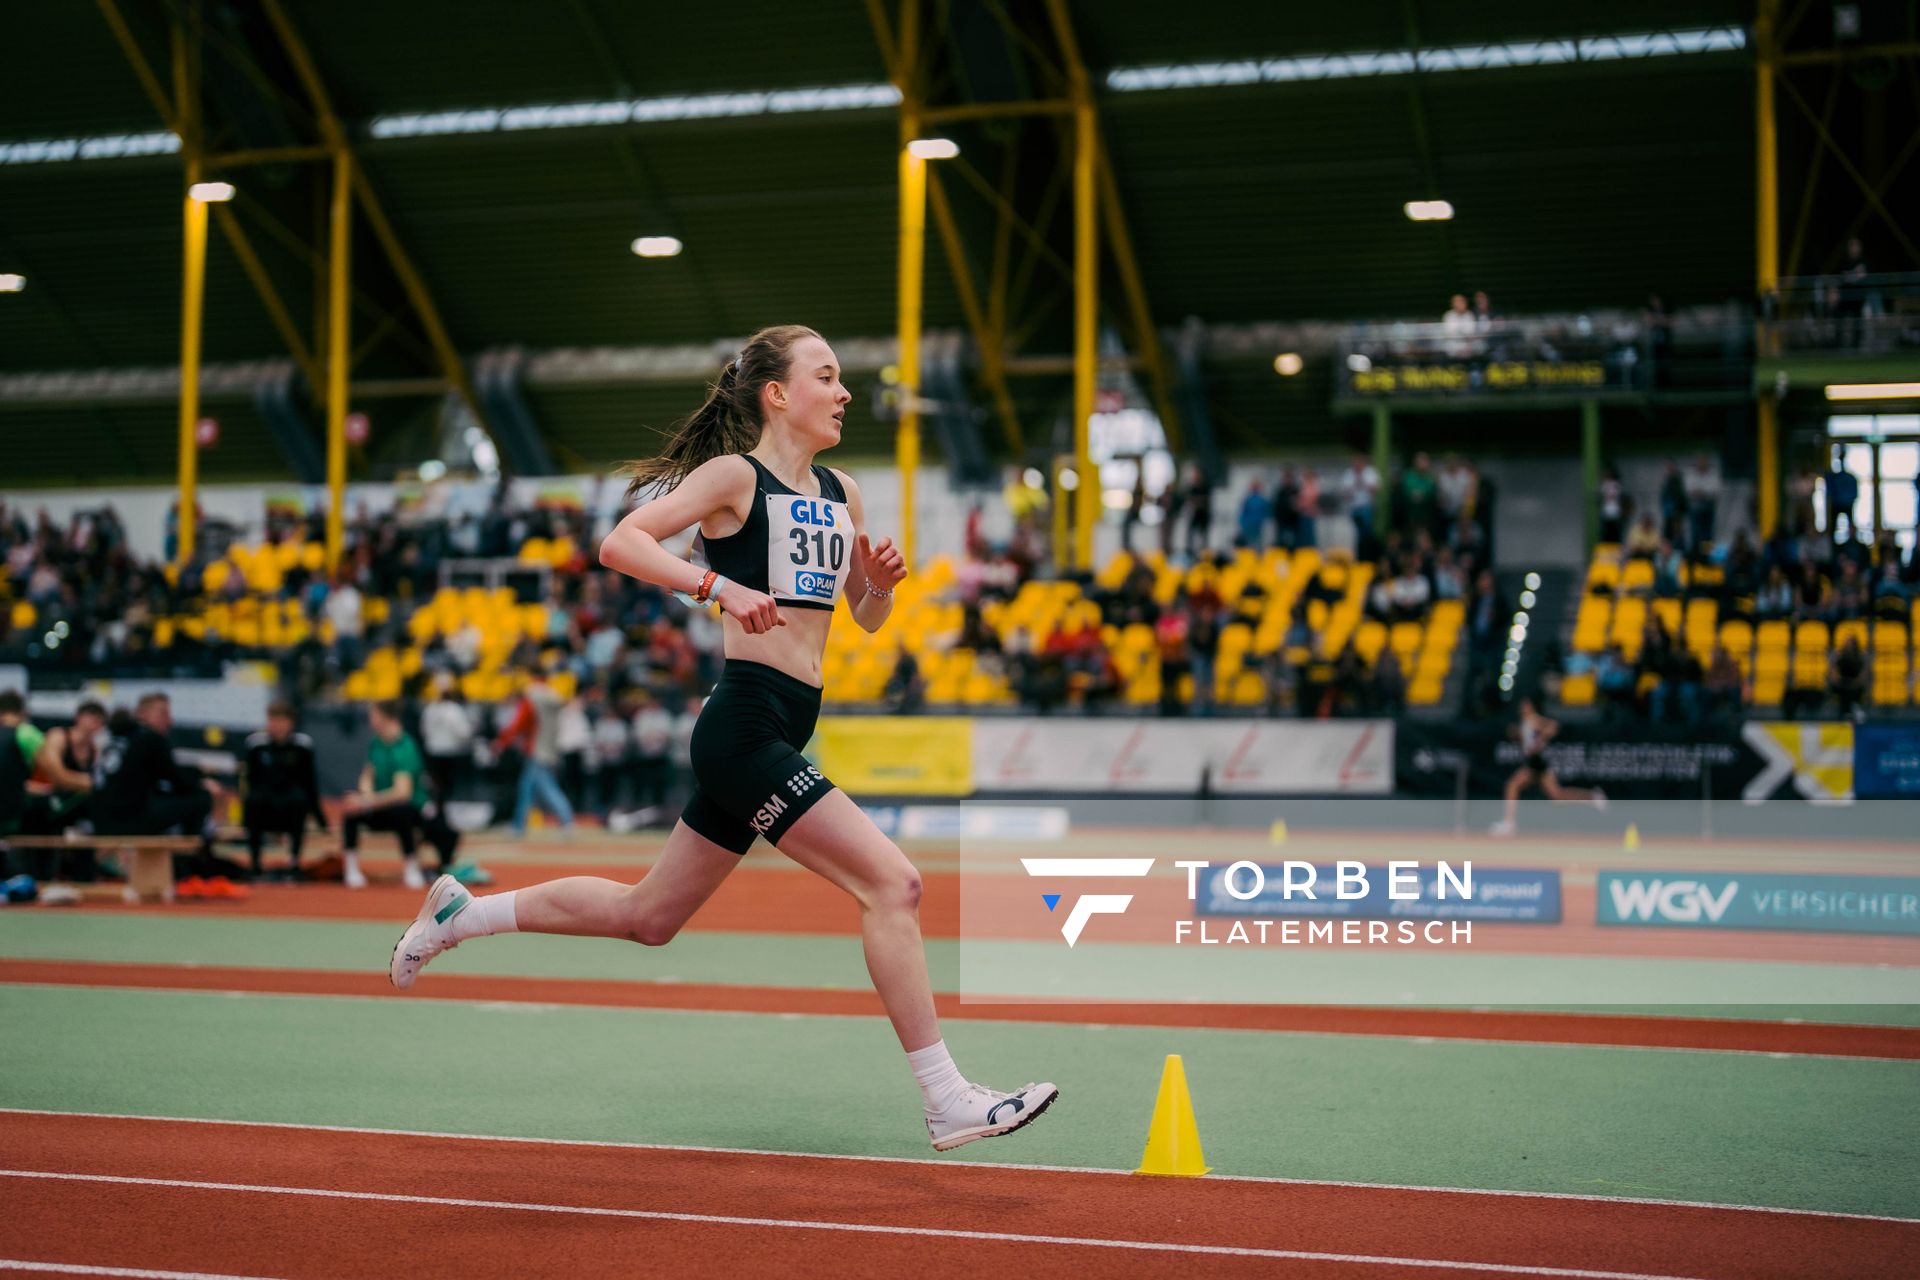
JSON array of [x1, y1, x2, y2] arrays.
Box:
[[721, 607, 831, 687]]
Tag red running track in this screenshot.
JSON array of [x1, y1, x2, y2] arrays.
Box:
[[1, 1112, 1915, 1280], [3, 958, 1917, 1060]]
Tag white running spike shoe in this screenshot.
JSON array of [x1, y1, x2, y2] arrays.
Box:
[[926, 1081, 1059, 1151], [389, 874, 473, 990]]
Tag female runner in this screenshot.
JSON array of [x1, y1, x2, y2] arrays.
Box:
[[388, 324, 1057, 1150]]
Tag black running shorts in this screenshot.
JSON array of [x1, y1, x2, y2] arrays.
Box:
[[682, 659, 836, 854]]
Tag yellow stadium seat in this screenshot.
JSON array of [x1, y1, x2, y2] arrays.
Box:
[[1618, 560, 1654, 593], [1562, 673, 1596, 706], [1719, 619, 1752, 655], [1389, 622, 1422, 657], [1833, 619, 1868, 653], [9, 601, 33, 630], [1586, 560, 1620, 593], [1652, 598, 1681, 635], [1795, 619, 1829, 654], [1408, 675, 1444, 706], [1873, 620, 1908, 655]]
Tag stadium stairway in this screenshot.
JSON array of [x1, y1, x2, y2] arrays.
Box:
[[1517, 568, 1577, 707]]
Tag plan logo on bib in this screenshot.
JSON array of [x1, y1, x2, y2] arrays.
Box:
[[1020, 857, 1155, 946], [792, 570, 836, 600]]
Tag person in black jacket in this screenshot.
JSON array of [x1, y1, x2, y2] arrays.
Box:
[[92, 692, 220, 875], [241, 701, 328, 880]]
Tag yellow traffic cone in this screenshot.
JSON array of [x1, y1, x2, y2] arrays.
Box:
[[1268, 819, 1288, 845], [1135, 1054, 1210, 1176], [1623, 823, 1641, 852]]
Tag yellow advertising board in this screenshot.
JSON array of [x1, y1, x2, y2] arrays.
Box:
[[812, 716, 974, 796]]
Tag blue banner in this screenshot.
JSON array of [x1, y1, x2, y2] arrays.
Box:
[[1197, 864, 1560, 922], [1597, 871, 1920, 936], [1855, 723, 1920, 799]]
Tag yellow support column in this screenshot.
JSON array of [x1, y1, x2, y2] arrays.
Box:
[[1755, 0, 1781, 536], [176, 189, 208, 568], [325, 149, 352, 575], [896, 142, 927, 570], [1072, 101, 1098, 571]]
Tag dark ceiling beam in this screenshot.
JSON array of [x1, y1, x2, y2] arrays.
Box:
[[1398, 0, 1461, 290], [562, 0, 731, 337], [258, 0, 498, 441]]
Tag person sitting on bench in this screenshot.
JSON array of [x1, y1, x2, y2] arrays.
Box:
[[31, 699, 105, 837], [0, 690, 46, 853], [242, 701, 328, 880], [92, 692, 223, 881], [340, 700, 458, 891]]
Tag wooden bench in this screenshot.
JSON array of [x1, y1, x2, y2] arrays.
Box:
[[4, 834, 204, 904]]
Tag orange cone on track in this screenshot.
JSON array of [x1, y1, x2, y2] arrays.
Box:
[[1135, 1053, 1210, 1176]]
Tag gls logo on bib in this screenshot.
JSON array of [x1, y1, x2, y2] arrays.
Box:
[[765, 493, 848, 605]]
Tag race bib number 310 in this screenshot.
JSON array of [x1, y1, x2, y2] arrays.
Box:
[[766, 494, 849, 604]]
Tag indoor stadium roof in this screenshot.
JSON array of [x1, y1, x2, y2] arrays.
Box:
[[0, 1, 1777, 483]]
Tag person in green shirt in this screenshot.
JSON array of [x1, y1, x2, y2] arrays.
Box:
[[340, 700, 458, 891], [0, 689, 45, 840]]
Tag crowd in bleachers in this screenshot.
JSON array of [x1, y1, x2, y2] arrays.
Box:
[[1566, 456, 1919, 723]]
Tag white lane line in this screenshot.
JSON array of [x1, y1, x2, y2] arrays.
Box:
[[3, 1106, 1916, 1226], [0, 1260, 286, 1280], [0, 1169, 1708, 1280]]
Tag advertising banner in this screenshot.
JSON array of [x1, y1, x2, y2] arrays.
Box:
[[1398, 720, 1854, 802], [813, 716, 972, 796], [1854, 722, 1920, 799], [1196, 863, 1561, 922], [1596, 871, 1920, 936], [970, 719, 1392, 795]]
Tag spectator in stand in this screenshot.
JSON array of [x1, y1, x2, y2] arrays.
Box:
[[1657, 461, 1688, 545], [1340, 453, 1380, 554], [1651, 636, 1704, 726], [1624, 513, 1662, 560], [1432, 547, 1466, 601], [556, 688, 594, 814], [1704, 644, 1744, 722], [1372, 648, 1407, 715], [1684, 455, 1720, 550], [1597, 467, 1627, 544], [1386, 556, 1432, 622], [341, 699, 459, 889], [629, 692, 673, 819], [1795, 553, 1834, 620], [1832, 559, 1869, 621], [1180, 463, 1214, 558], [1436, 455, 1476, 538], [323, 575, 365, 673], [884, 649, 926, 713], [1123, 470, 1147, 553], [92, 693, 226, 889], [1157, 476, 1184, 556], [1756, 567, 1795, 619], [1872, 558, 1911, 616], [1236, 479, 1272, 552], [1824, 459, 1859, 543], [1330, 644, 1369, 716], [1155, 605, 1192, 716], [1652, 539, 1685, 597], [1784, 464, 1819, 538], [582, 692, 627, 817], [492, 669, 576, 837], [1596, 644, 1637, 722], [1187, 600, 1222, 717], [1293, 467, 1320, 549], [1828, 635, 1868, 720], [241, 702, 328, 880], [420, 681, 475, 809], [1272, 467, 1300, 550], [1397, 453, 1438, 537], [1724, 530, 1761, 599], [1441, 293, 1479, 358]]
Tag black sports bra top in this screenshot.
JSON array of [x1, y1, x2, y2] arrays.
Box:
[[696, 456, 852, 611]]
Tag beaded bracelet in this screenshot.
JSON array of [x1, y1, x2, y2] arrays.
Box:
[[865, 582, 894, 600]]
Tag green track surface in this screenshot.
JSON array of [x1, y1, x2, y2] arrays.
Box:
[[1, 984, 1916, 1219], [5, 913, 1919, 1023]]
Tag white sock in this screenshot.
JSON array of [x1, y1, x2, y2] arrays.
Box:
[[449, 889, 520, 941], [906, 1039, 968, 1114], [343, 853, 361, 877]]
